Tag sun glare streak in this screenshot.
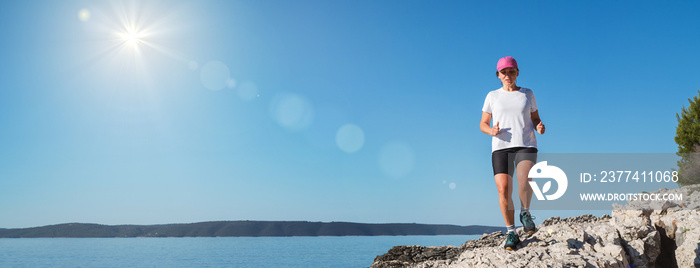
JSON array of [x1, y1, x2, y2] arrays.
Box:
[[116, 23, 148, 51], [78, 0, 204, 109], [89, 1, 183, 56], [74, 0, 184, 108], [81, 0, 195, 81]]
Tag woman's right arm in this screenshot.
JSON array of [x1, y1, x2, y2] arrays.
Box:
[[480, 112, 499, 136]]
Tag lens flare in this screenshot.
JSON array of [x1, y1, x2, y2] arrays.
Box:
[[269, 93, 314, 132], [336, 124, 365, 153], [200, 61, 231, 91], [78, 8, 91, 22]]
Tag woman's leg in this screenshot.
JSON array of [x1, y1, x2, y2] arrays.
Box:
[[515, 152, 538, 234], [494, 173, 514, 226], [516, 160, 535, 209]]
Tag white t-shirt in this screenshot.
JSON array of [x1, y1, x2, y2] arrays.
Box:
[[482, 87, 538, 152]]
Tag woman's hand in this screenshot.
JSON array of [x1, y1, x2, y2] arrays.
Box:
[[531, 111, 545, 134], [480, 112, 500, 136], [490, 121, 500, 136]]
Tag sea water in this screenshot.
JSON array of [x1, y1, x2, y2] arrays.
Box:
[[0, 235, 481, 267]]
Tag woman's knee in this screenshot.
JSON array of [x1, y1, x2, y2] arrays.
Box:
[[494, 175, 510, 195], [496, 184, 509, 196]]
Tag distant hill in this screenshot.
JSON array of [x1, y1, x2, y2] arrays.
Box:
[[0, 221, 505, 238]]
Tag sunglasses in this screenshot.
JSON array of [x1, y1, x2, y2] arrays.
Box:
[[499, 69, 517, 75]]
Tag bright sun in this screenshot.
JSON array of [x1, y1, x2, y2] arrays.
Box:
[[118, 25, 144, 49], [85, 0, 185, 72]]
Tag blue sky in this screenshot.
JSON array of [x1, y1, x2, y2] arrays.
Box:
[[1, 0, 699, 228]]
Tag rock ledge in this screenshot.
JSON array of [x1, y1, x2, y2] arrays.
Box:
[[371, 185, 700, 268]]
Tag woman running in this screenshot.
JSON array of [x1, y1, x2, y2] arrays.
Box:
[[480, 56, 545, 250]]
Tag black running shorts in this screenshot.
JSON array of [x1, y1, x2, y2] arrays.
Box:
[[491, 147, 538, 175]]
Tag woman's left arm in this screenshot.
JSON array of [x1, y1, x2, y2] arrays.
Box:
[[531, 110, 545, 134]]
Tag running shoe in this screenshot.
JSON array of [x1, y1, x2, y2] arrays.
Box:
[[520, 212, 536, 234], [504, 231, 520, 251]]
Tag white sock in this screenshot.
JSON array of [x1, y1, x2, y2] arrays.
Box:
[[520, 207, 529, 216], [506, 225, 515, 234]]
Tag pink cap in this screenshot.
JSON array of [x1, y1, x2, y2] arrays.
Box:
[[497, 56, 518, 71]]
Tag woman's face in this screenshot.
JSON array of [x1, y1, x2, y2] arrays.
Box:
[[498, 67, 518, 86]]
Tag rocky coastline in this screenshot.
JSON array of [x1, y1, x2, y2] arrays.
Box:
[[371, 185, 700, 268]]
